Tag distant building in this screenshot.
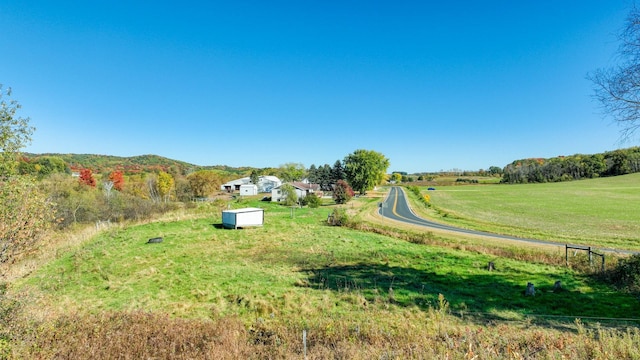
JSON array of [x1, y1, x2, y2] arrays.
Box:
[[239, 184, 258, 196], [271, 182, 321, 203], [221, 175, 282, 193]]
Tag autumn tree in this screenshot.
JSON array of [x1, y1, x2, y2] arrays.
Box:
[[157, 171, 175, 201], [343, 149, 390, 195], [187, 170, 221, 198], [590, 5, 640, 140], [333, 179, 354, 204], [108, 170, 125, 191], [79, 168, 96, 187]]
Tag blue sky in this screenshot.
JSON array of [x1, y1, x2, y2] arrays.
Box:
[[1, 1, 634, 173]]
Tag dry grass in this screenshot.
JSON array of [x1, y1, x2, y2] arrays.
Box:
[[5, 307, 640, 359]]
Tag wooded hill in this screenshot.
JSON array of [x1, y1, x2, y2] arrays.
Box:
[[502, 146, 640, 183], [21, 153, 254, 176]]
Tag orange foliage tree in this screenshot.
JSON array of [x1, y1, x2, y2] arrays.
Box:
[[108, 170, 124, 191], [79, 168, 96, 187]]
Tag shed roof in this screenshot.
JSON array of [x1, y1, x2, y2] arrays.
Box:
[[222, 207, 264, 214]]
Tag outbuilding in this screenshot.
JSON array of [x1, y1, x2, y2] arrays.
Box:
[[222, 207, 264, 229], [239, 184, 258, 196]]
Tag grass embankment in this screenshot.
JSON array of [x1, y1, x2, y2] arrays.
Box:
[[6, 194, 640, 358], [414, 173, 640, 251]]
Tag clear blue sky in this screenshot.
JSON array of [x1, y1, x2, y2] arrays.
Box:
[[1, 1, 634, 173]]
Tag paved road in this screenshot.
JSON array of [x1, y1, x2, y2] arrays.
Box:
[[379, 186, 637, 255]]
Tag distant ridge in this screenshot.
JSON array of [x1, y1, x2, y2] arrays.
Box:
[[22, 153, 253, 175]]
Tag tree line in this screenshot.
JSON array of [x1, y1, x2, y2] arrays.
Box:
[[501, 147, 640, 183]]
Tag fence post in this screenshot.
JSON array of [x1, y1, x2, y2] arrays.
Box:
[[588, 247, 592, 266], [565, 245, 568, 267], [303, 329, 307, 360]]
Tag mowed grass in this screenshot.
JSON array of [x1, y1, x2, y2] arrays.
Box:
[[19, 198, 640, 327], [422, 173, 640, 250]]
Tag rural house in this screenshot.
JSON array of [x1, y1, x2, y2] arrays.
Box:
[[221, 175, 282, 193], [271, 182, 321, 203]]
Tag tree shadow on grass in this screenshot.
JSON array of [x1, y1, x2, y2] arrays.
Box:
[[297, 262, 640, 329]]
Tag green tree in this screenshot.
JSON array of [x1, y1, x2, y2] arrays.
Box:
[[249, 170, 260, 185], [18, 156, 67, 177], [0, 86, 34, 178], [279, 184, 298, 206], [332, 160, 345, 182], [343, 149, 390, 194], [307, 164, 318, 183], [605, 149, 631, 176], [488, 166, 503, 176], [278, 163, 306, 182], [0, 87, 54, 265], [391, 173, 402, 183]]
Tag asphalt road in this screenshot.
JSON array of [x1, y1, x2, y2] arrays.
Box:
[[379, 186, 637, 255]]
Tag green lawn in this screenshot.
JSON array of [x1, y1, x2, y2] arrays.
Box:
[[20, 198, 640, 326], [421, 173, 640, 250]]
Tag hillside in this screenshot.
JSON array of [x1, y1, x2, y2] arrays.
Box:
[[22, 153, 253, 176]]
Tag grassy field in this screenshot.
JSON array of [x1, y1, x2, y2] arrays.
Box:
[[418, 173, 640, 251], [18, 198, 639, 323], [6, 181, 640, 358]]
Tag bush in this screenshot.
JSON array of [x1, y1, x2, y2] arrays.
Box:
[[303, 193, 321, 208], [406, 186, 431, 208], [602, 254, 640, 293], [0, 176, 55, 264], [327, 208, 349, 226]]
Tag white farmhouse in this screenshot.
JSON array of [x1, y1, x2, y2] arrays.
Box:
[[271, 182, 321, 203], [221, 175, 282, 193]]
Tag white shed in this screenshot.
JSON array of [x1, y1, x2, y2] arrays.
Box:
[[222, 207, 264, 229], [239, 184, 258, 196]]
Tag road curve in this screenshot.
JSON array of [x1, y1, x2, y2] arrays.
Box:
[[379, 186, 637, 255]]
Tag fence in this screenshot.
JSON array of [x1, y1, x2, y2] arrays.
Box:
[[565, 244, 605, 272]]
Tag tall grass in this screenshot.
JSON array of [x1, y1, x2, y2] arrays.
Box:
[[7, 305, 640, 359]]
